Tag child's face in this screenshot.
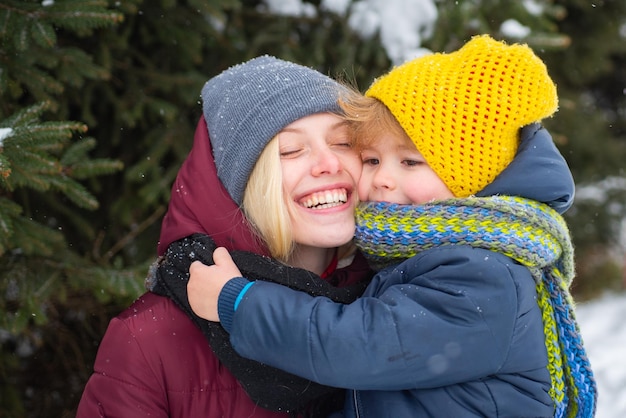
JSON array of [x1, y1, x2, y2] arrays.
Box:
[[358, 134, 454, 205]]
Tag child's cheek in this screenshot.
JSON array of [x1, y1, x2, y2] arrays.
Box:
[[357, 174, 371, 202]]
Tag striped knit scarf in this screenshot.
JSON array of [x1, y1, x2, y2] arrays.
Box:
[[355, 196, 597, 418]]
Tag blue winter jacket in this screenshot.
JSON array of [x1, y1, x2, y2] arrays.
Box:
[[217, 124, 575, 418]]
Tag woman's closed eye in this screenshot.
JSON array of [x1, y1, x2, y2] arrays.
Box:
[[280, 147, 304, 158], [328, 133, 355, 150], [332, 140, 354, 149]]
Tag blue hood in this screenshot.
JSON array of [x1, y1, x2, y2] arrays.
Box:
[[477, 123, 574, 214]]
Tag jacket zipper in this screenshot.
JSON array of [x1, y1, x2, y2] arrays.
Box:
[[352, 390, 361, 418]]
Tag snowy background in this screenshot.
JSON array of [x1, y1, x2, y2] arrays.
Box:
[[264, 0, 537, 64], [262, 0, 626, 415], [577, 292, 626, 418]]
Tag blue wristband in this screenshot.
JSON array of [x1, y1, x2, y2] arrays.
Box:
[[234, 281, 256, 311]]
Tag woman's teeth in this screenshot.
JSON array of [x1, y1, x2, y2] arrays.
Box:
[[300, 189, 347, 209]]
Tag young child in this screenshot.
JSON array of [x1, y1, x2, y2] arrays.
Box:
[[188, 35, 597, 417]]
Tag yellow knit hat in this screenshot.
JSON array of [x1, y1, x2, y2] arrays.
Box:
[[366, 35, 558, 197]]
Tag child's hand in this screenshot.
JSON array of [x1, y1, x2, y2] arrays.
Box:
[[188, 247, 243, 322]]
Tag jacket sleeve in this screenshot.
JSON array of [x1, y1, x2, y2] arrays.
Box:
[[226, 247, 529, 391], [76, 317, 168, 418]]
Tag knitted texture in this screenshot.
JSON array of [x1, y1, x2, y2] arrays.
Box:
[[148, 233, 372, 415], [366, 35, 558, 197], [355, 196, 596, 418], [202, 56, 344, 205]]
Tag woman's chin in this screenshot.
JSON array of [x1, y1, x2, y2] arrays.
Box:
[[292, 220, 355, 249]]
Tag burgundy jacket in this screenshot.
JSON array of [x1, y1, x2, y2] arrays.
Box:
[[76, 291, 290, 417], [76, 118, 371, 417]]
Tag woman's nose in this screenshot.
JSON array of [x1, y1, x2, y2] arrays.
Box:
[[311, 147, 342, 176]]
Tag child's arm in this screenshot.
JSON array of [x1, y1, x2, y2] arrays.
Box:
[[189, 247, 522, 391]]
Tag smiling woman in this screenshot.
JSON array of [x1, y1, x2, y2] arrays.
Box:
[[76, 56, 373, 418], [275, 114, 362, 270], [243, 113, 361, 273]]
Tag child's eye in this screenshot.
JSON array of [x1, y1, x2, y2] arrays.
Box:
[[403, 159, 423, 167], [362, 158, 380, 166]]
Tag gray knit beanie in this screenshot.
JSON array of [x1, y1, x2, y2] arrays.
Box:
[[201, 55, 344, 205]]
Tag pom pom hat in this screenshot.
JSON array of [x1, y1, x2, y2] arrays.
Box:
[[366, 35, 558, 197], [201, 56, 344, 205]]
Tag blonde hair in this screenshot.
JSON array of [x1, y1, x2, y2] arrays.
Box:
[[338, 91, 411, 150], [242, 136, 296, 260]]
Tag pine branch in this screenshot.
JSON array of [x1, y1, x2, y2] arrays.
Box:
[[0, 1, 123, 36], [0, 102, 123, 255]]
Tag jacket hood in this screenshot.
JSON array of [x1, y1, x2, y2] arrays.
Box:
[[157, 117, 269, 256], [476, 123, 575, 214]]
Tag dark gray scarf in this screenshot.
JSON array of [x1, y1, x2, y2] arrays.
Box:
[[147, 233, 372, 417]]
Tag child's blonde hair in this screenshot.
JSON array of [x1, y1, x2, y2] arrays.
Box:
[[339, 90, 412, 150]]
